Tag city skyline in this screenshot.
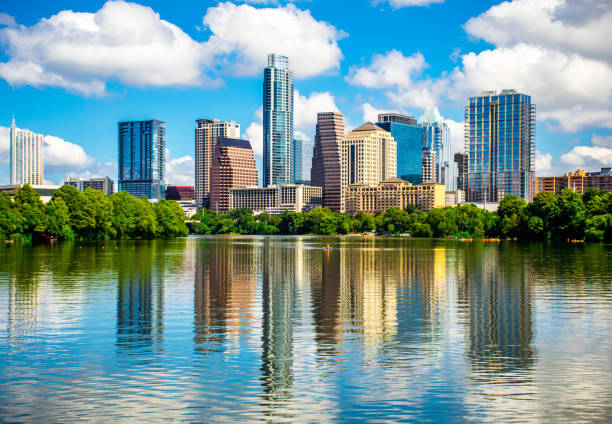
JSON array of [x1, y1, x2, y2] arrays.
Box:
[[0, 0, 611, 186]]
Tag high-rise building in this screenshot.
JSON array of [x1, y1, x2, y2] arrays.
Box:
[[10, 117, 44, 185], [419, 105, 455, 190], [118, 120, 165, 200], [292, 136, 303, 183], [341, 122, 396, 212], [454, 152, 468, 192], [209, 138, 258, 212], [263, 53, 294, 187], [195, 119, 240, 206], [422, 148, 436, 183], [376, 113, 423, 185], [465, 90, 535, 202], [311, 112, 345, 211], [64, 176, 115, 195]]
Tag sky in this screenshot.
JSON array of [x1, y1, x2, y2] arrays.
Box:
[[0, 0, 611, 186]]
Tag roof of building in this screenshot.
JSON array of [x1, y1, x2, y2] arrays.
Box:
[[380, 177, 411, 185], [418, 104, 444, 125], [218, 137, 252, 150], [351, 122, 386, 132]]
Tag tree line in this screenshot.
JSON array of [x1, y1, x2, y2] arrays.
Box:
[[191, 188, 612, 242], [0, 184, 188, 242]]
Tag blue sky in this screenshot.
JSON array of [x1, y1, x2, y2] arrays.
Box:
[[0, 0, 611, 185]]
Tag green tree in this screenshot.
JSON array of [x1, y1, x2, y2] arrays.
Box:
[[154, 199, 188, 237], [554, 189, 586, 240], [13, 184, 46, 239], [0, 193, 21, 240], [44, 197, 74, 240]]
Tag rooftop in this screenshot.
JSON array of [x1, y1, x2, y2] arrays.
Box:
[[351, 122, 386, 132], [218, 137, 253, 150]]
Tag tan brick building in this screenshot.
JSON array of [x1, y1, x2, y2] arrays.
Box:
[[345, 178, 446, 214], [536, 168, 612, 195]]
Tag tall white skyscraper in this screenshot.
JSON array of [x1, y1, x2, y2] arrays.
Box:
[[263, 53, 294, 187], [419, 105, 455, 190], [10, 116, 44, 185]]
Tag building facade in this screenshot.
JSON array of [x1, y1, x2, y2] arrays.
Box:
[[419, 105, 455, 190], [118, 120, 165, 200], [195, 119, 240, 206], [536, 168, 612, 195], [209, 138, 258, 212], [166, 185, 195, 201], [311, 111, 345, 211], [64, 176, 115, 195], [230, 184, 322, 215], [263, 53, 294, 187], [454, 152, 468, 192], [422, 148, 436, 183], [465, 90, 535, 203], [292, 136, 303, 184], [376, 113, 423, 185], [10, 117, 44, 185], [345, 178, 445, 214]]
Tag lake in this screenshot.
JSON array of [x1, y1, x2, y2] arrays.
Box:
[[0, 236, 611, 422]]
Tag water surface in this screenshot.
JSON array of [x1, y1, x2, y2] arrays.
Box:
[[0, 236, 611, 422]]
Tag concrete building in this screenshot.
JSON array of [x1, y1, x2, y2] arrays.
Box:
[[209, 138, 258, 212], [341, 123, 397, 212], [445, 190, 465, 206], [465, 90, 535, 202], [10, 117, 44, 185], [422, 148, 436, 183], [344, 178, 445, 214], [419, 105, 455, 190], [166, 186, 194, 201], [536, 168, 612, 195], [376, 113, 423, 184], [0, 184, 60, 203], [195, 119, 240, 206], [292, 136, 303, 183], [230, 184, 322, 215], [311, 111, 345, 212], [263, 53, 294, 187], [64, 176, 115, 195], [118, 120, 165, 200]]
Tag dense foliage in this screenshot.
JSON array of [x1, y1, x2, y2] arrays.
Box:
[[0, 185, 188, 242], [191, 188, 612, 242]]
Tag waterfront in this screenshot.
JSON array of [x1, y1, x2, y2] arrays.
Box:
[[0, 236, 611, 422]]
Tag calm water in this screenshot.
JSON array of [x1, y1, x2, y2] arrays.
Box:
[[0, 236, 611, 423]]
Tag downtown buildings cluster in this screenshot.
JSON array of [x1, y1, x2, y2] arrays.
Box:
[[5, 53, 612, 214]]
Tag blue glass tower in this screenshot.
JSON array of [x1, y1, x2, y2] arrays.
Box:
[[376, 113, 424, 185], [118, 120, 165, 200], [465, 90, 535, 202], [292, 136, 303, 183], [263, 53, 294, 187], [419, 105, 455, 190]]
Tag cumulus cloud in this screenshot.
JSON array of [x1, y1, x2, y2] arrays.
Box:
[[592, 134, 612, 147], [0, 1, 344, 95], [203, 2, 345, 78], [166, 155, 195, 186], [44, 135, 95, 169], [535, 151, 553, 173], [294, 90, 339, 130], [360, 103, 390, 123], [244, 121, 263, 157], [0, 126, 9, 163], [560, 146, 612, 171], [446, 119, 464, 155], [0, 13, 16, 26], [374, 0, 444, 8]]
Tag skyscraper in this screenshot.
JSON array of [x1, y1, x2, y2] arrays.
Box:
[[311, 112, 345, 211], [292, 136, 303, 183], [195, 119, 240, 207], [419, 105, 455, 190], [10, 117, 44, 185], [376, 113, 424, 185], [454, 152, 468, 193], [209, 137, 258, 212], [422, 148, 436, 183], [118, 120, 165, 200], [263, 53, 294, 187], [465, 90, 535, 202]]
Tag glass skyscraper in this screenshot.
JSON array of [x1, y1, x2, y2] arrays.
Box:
[[376, 113, 424, 185], [263, 53, 294, 187], [118, 120, 165, 200], [292, 136, 303, 183], [419, 105, 455, 190], [465, 90, 535, 203]]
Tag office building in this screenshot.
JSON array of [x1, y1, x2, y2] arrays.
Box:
[[536, 168, 612, 195], [292, 136, 303, 183], [10, 117, 44, 185], [311, 111, 345, 211], [118, 120, 165, 200], [376, 113, 423, 184], [166, 186, 195, 201], [64, 176, 115, 195], [263, 53, 294, 187], [419, 105, 455, 190], [230, 184, 322, 215], [422, 148, 436, 183], [465, 89, 535, 202], [454, 152, 468, 192], [195, 119, 240, 206], [445, 190, 465, 206], [209, 138, 258, 212], [345, 178, 445, 214]]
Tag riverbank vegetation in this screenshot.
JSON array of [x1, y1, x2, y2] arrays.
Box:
[[0, 184, 188, 242], [191, 188, 612, 242]]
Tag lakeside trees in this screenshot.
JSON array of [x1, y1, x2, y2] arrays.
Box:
[[0, 185, 188, 242]]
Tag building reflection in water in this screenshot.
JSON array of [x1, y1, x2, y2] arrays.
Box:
[[116, 243, 164, 354]]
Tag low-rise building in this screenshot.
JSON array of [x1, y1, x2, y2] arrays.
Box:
[[166, 185, 195, 201], [64, 176, 115, 196], [536, 168, 612, 195], [230, 184, 322, 215], [0, 184, 61, 203], [445, 190, 465, 206], [344, 178, 445, 214]]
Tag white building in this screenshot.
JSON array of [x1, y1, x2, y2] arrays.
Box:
[[230, 184, 322, 215], [10, 117, 44, 185]]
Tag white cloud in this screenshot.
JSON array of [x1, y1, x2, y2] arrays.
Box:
[[360, 102, 389, 123], [375, 0, 444, 8], [44, 135, 95, 169], [560, 146, 612, 171], [592, 134, 612, 147], [0, 13, 16, 26], [0, 126, 9, 163], [446, 119, 464, 155], [294, 90, 339, 131], [203, 2, 345, 78], [244, 122, 263, 157], [535, 151, 553, 173], [166, 155, 195, 186]]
